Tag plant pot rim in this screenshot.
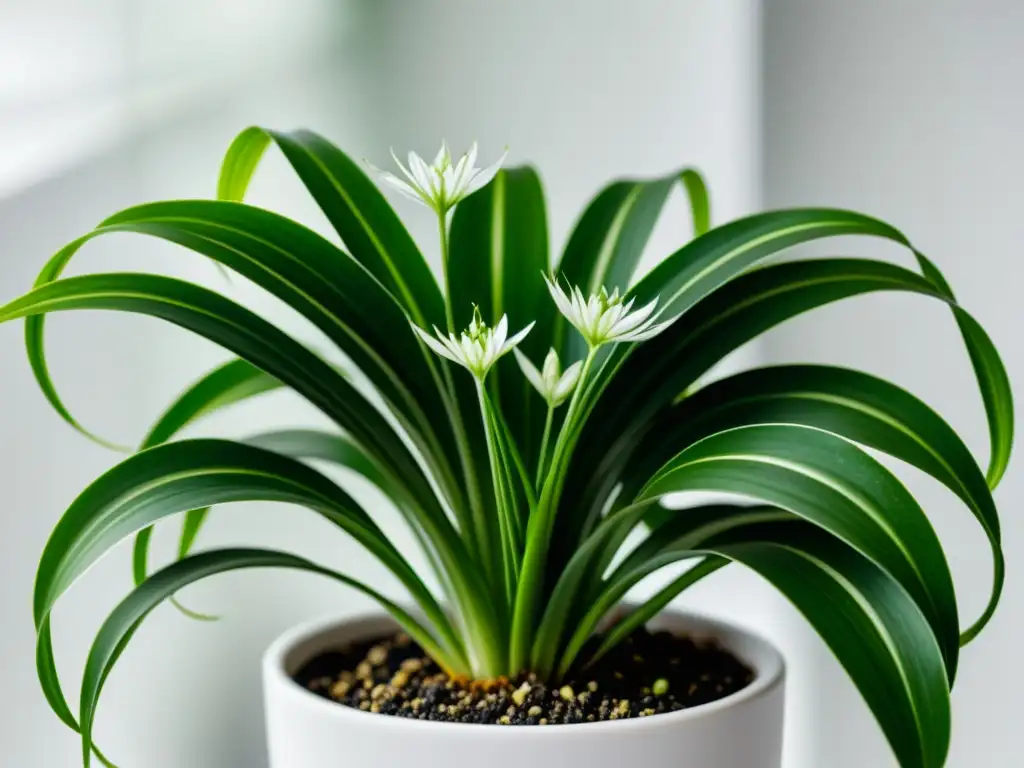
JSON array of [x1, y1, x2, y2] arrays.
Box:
[[263, 608, 785, 736]]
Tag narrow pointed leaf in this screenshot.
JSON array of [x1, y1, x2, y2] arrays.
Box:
[[96, 200, 458, 483], [566, 258, 1011, 558], [535, 504, 783, 675], [80, 548, 446, 768], [33, 439, 468, 732], [638, 423, 960, 681], [131, 357, 282, 591], [706, 523, 951, 768], [2, 272, 438, 508], [625, 364, 1004, 642]]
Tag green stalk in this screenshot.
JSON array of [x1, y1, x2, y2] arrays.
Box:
[[489, 396, 539, 516], [430, 210, 500, 597], [438, 210, 455, 333], [477, 380, 517, 611], [509, 347, 598, 673], [535, 405, 555, 490], [489, 407, 528, 562]]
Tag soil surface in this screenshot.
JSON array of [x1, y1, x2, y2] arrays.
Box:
[[295, 626, 754, 725]]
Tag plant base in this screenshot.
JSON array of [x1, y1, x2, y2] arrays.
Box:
[[264, 609, 785, 767], [295, 626, 753, 725]]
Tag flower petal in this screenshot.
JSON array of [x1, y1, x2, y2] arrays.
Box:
[[433, 141, 450, 168], [389, 148, 421, 189], [408, 152, 437, 197], [609, 297, 658, 337], [504, 321, 536, 353], [411, 323, 462, 363], [542, 348, 560, 383], [514, 348, 547, 396], [493, 315, 509, 349], [616, 316, 674, 343], [466, 147, 508, 194], [546, 276, 577, 325], [380, 172, 427, 204], [553, 360, 583, 404]]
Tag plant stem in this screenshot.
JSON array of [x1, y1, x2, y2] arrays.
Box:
[[411, 335, 504, 673], [438, 211, 455, 332], [487, 397, 538, 514], [508, 347, 599, 673], [477, 380, 517, 613], [434, 210, 502, 601], [535, 405, 554, 490]]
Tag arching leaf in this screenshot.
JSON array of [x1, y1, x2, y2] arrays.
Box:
[[80, 548, 448, 767], [624, 364, 1004, 642]]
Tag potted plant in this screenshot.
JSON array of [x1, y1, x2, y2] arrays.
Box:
[[4, 129, 1011, 768]]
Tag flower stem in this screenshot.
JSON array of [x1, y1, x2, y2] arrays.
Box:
[[509, 347, 599, 673], [535, 405, 554, 490], [438, 211, 455, 332], [477, 380, 518, 617]]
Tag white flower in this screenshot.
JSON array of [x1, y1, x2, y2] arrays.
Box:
[[514, 348, 582, 407], [372, 141, 507, 213], [412, 307, 534, 380], [545, 276, 673, 348]]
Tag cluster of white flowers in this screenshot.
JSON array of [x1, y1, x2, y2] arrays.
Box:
[[413, 280, 671, 390], [380, 143, 672, 390]]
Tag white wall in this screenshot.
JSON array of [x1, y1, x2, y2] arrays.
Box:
[[0, 0, 343, 199], [763, 2, 1024, 766], [0, 2, 774, 767]]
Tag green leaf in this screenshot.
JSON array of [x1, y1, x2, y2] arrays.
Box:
[[241, 428, 493, 649], [142, 358, 281, 448], [705, 522, 951, 768], [134, 428, 398, 614], [625, 364, 1004, 642], [630, 208, 905, 314], [23, 239, 134, 451], [584, 556, 728, 666], [33, 439, 469, 734], [911, 252, 1013, 488], [5, 272, 495, 659], [217, 126, 446, 329], [638, 423, 960, 682], [557, 203, 946, 570], [565, 514, 951, 766], [131, 358, 282, 594], [587, 211, 1012, 521], [568, 258, 1011, 554], [80, 548, 446, 768], [536, 504, 782, 676], [2, 272, 439, 510], [449, 167, 553, 468], [245, 429, 394, 489], [96, 200, 460, 488], [450, 167, 552, 462], [216, 126, 272, 202]]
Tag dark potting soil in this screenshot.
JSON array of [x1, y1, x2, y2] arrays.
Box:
[[294, 627, 754, 725]]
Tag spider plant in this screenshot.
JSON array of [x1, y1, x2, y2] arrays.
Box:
[[2, 129, 1011, 768]]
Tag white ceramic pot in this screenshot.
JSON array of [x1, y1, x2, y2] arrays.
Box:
[[263, 610, 785, 768]]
